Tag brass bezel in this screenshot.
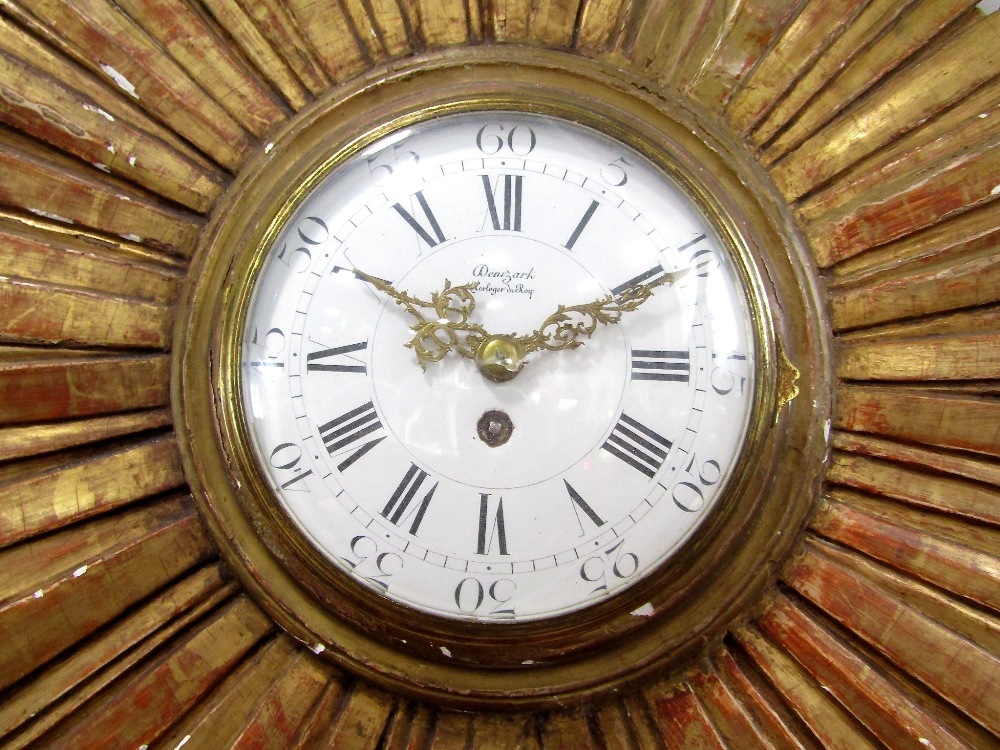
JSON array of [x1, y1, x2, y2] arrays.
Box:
[[175, 48, 829, 710]]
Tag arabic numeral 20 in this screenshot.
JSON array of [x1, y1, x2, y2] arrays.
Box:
[[672, 455, 722, 512]]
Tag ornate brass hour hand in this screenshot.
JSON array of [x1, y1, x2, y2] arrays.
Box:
[[515, 262, 708, 356], [351, 269, 490, 369]]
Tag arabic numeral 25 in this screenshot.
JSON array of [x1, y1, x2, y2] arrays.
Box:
[[579, 539, 639, 596], [454, 577, 516, 618], [342, 535, 403, 592]]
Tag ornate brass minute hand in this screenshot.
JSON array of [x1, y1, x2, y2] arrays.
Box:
[[515, 262, 709, 356], [351, 269, 491, 369]]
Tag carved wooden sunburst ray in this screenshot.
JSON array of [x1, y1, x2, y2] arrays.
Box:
[[1, 0, 999, 747]]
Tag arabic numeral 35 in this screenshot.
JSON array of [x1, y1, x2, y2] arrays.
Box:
[[342, 535, 404, 592]]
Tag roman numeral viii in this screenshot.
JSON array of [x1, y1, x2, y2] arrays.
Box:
[[393, 191, 446, 248], [602, 414, 673, 479], [382, 463, 437, 535], [317, 401, 385, 472], [631, 349, 690, 382], [482, 174, 522, 231]]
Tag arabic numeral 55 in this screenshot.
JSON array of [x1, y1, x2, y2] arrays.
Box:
[[366, 143, 420, 187], [342, 535, 404, 592]]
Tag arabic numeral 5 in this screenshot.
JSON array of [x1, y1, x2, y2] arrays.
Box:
[[454, 577, 516, 618], [710, 352, 748, 396], [342, 535, 403, 592], [600, 155, 632, 187], [277, 216, 328, 272], [268, 441, 314, 491], [672, 455, 722, 512], [579, 538, 639, 596]]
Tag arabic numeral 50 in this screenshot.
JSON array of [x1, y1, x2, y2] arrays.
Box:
[[276, 216, 328, 272]]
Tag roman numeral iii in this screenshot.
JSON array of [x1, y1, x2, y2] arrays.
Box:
[[631, 349, 690, 382], [602, 414, 673, 478]]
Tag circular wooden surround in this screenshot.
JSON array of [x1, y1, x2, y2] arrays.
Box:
[[175, 52, 825, 708], [1, 1, 999, 747]]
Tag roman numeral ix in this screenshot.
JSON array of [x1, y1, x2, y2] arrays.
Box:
[[306, 341, 367, 374]]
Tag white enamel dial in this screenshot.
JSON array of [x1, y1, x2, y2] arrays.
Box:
[[240, 112, 757, 622]]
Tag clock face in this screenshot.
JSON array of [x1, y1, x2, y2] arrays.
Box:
[[239, 111, 757, 622]]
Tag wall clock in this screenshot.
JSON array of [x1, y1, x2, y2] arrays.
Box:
[[3, 1, 1000, 746], [177, 52, 821, 708]]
